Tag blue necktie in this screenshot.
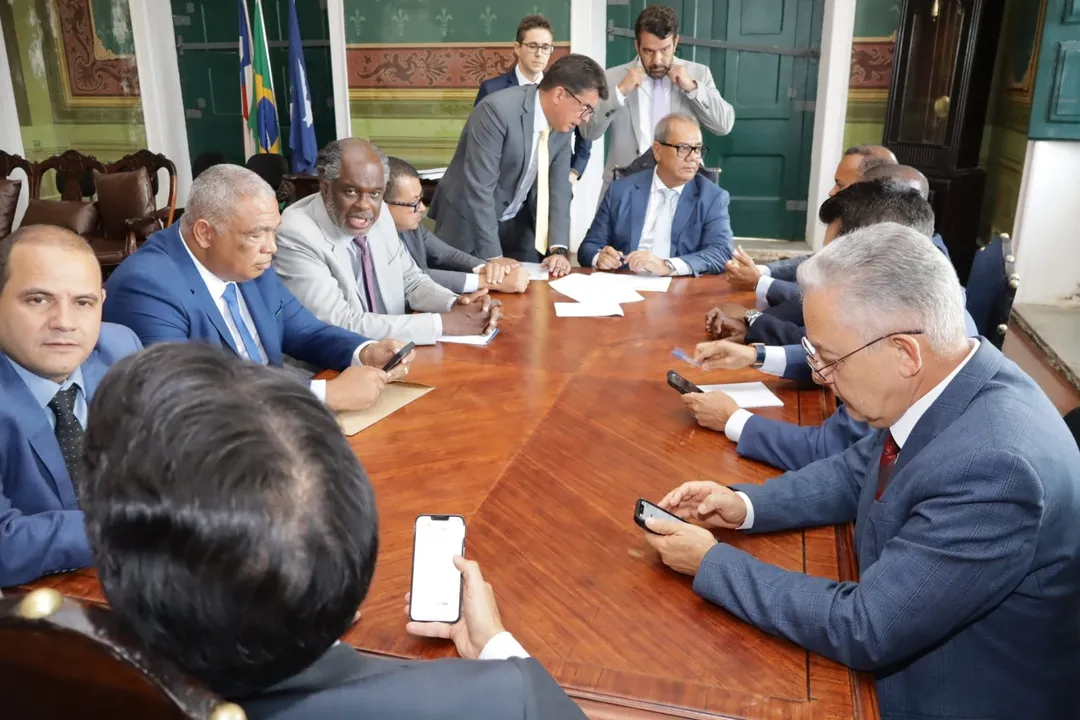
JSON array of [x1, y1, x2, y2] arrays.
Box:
[[222, 283, 266, 364]]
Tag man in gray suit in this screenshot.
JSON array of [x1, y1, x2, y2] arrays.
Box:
[[81, 343, 586, 720], [428, 54, 608, 276], [385, 157, 528, 295], [642, 224, 1080, 719], [274, 139, 501, 346], [581, 5, 735, 183]]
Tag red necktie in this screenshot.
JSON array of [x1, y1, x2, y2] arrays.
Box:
[[875, 431, 900, 501]]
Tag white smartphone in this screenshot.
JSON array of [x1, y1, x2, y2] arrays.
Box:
[[408, 514, 466, 623]]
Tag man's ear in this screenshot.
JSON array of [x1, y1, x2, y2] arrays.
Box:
[[895, 334, 925, 379]]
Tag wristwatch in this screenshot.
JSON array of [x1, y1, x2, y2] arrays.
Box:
[[744, 309, 763, 326], [546, 247, 568, 257], [663, 259, 677, 276], [750, 343, 767, 369]]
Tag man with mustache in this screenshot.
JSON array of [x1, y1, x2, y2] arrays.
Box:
[[274, 139, 501, 346], [582, 5, 734, 184], [0, 225, 141, 587]]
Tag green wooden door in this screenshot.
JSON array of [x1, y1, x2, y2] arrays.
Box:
[[1029, 0, 1080, 140], [171, 0, 336, 168], [606, 0, 822, 241]]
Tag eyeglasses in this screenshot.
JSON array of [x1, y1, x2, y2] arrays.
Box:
[[519, 42, 554, 55], [565, 89, 594, 120], [801, 330, 924, 384], [385, 197, 424, 213], [657, 142, 708, 159]]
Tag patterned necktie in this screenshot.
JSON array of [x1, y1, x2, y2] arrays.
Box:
[[47, 385, 84, 498], [651, 76, 669, 133], [352, 236, 385, 313], [875, 431, 901, 500], [534, 127, 551, 258], [222, 283, 266, 364]]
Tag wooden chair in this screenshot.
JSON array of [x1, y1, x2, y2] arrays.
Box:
[[0, 150, 32, 239], [965, 232, 1018, 349], [28, 149, 106, 201], [0, 149, 32, 181], [107, 149, 179, 227], [279, 173, 320, 208], [0, 588, 246, 719]]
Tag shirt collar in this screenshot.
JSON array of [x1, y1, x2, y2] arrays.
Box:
[[890, 339, 980, 447], [651, 168, 687, 196], [178, 227, 231, 300], [533, 89, 549, 136], [8, 360, 85, 411], [515, 65, 541, 87]]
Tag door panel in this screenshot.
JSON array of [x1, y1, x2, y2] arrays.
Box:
[[605, 0, 819, 241]]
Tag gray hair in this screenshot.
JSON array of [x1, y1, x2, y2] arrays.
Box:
[[797, 222, 967, 353], [654, 113, 700, 143], [182, 164, 276, 230], [315, 139, 389, 188]]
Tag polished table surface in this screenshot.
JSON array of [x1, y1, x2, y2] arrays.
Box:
[[14, 274, 877, 719]]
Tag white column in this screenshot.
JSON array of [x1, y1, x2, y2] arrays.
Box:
[[1011, 140, 1080, 305], [327, 0, 351, 140], [0, 8, 30, 226], [569, 0, 607, 253], [805, 0, 855, 250], [128, 0, 193, 207]]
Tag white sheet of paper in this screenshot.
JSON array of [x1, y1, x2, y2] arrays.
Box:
[[417, 167, 447, 180], [438, 328, 499, 346], [592, 272, 672, 293], [549, 274, 644, 305], [519, 262, 549, 281], [697, 382, 784, 409], [554, 302, 624, 317]]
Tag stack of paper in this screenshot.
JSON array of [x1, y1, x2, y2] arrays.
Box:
[[591, 272, 672, 293], [438, 328, 499, 346], [550, 274, 644, 305], [554, 302, 623, 317], [337, 382, 434, 436], [417, 167, 447, 180], [697, 382, 784, 409], [519, 261, 549, 281]]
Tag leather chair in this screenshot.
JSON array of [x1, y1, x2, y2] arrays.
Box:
[[0, 588, 245, 719], [965, 233, 1018, 349], [0, 150, 31, 239], [1065, 407, 1080, 450], [107, 149, 179, 228]]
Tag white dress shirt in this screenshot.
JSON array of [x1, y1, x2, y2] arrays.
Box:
[[514, 64, 540, 87], [178, 230, 369, 401], [614, 68, 705, 155], [736, 340, 982, 530], [755, 272, 777, 310]]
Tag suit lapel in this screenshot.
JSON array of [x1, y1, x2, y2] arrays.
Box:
[[311, 196, 368, 307], [504, 68, 518, 89], [670, 179, 697, 251], [518, 87, 536, 191], [0, 357, 75, 506], [629, 175, 651, 251], [238, 279, 283, 366], [164, 227, 240, 354]]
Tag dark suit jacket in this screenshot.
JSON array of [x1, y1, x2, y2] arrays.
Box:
[[577, 170, 734, 276], [238, 644, 586, 719], [103, 224, 369, 371], [697, 340, 1080, 719], [738, 402, 870, 473], [0, 323, 142, 586], [399, 225, 485, 294], [475, 69, 592, 177]]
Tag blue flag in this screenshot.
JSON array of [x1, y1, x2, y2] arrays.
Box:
[[287, 0, 317, 174]]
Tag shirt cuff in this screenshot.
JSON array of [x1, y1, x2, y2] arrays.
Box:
[[734, 491, 754, 530], [724, 408, 754, 443], [462, 273, 480, 293], [614, 85, 627, 105], [310, 379, 327, 403], [433, 313, 444, 337], [754, 276, 775, 310], [668, 257, 693, 276], [685, 83, 702, 101], [353, 342, 373, 366], [759, 346, 788, 377], [759, 265, 772, 277], [478, 631, 530, 660]]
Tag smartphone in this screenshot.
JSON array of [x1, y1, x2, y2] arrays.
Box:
[[667, 370, 703, 395], [408, 514, 466, 624], [382, 342, 415, 373], [634, 498, 688, 534]]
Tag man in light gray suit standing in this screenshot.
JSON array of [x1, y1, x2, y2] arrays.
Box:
[[582, 5, 734, 184], [274, 140, 501, 346], [428, 54, 608, 276]]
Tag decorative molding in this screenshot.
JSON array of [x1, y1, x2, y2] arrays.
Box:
[[346, 43, 569, 89], [850, 39, 894, 90], [51, 0, 140, 99]]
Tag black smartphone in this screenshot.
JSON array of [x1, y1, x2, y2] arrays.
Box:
[[667, 370, 703, 395], [382, 342, 415, 373], [408, 514, 466, 623], [634, 498, 688, 534]]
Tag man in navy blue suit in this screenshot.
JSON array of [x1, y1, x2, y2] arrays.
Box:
[[475, 14, 591, 184], [646, 225, 1080, 719], [577, 113, 733, 276], [0, 226, 142, 587], [103, 164, 414, 413]]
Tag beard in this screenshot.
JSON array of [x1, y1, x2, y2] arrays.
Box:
[[644, 59, 671, 79]]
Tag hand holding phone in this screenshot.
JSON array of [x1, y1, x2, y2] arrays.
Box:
[[635, 498, 689, 534], [667, 370, 703, 395], [382, 342, 416, 373], [409, 515, 465, 623]]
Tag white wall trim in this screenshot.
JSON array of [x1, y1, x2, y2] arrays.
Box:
[[805, 0, 855, 250], [128, 0, 193, 208], [327, 0, 351, 140], [569, 0, 607, 252], [0, 7, 30, 226]]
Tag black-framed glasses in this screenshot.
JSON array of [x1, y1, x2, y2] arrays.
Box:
[[385, 197, 424, 213], [519, 42, 554, 55], [565, 89, 595, 120], [802, 330, 924, 384], [657, 141, 708, 159]]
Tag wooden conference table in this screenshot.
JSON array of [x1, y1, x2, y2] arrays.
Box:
[[16, 274, 878, 719]]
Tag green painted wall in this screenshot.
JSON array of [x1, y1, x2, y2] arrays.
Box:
[[844, 0, 902, 150], [345, 0, 570, 43]]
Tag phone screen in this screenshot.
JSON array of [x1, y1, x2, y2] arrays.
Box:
[[637, 499, 686, 526], [409, 515, 466, 623]]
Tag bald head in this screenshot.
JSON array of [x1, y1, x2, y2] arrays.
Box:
[[831, 145, 898, 196], [859, 164, 930, 199], [317, 139, 390, 235], [0, 225, 97, 293]]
